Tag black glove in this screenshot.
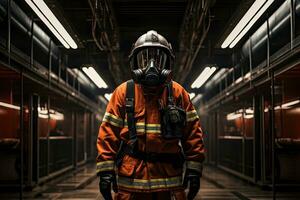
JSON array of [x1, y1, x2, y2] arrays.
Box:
[[99, 171, 118, 200], [183, 169, 201, 200]]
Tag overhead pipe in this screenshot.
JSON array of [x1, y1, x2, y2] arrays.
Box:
[[241, 0, 300, 61], [0, 0, 60, 58]]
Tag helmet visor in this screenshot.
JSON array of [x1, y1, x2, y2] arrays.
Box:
[[136, 47, 167, 70]]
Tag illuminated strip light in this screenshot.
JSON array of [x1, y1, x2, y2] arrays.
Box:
[[191, 66, 217, 88], [227, 113, 242, 121], [0, 102, 20, 110], [25, 0, 77, 49], [244, 72, 251, 80], [50, 113, 64, 120], [229, 0, 274, 48], [245, 108, 254, 114], [189, 93, 196, 99], [275, 106, 281, 110], [38, 114, 48, 119], [192, 94, 203, 104], [281, 100, 300, 108], [82, 67, 108, 88], [235, 77, 243, 84], [244, 114, 254, 119], [104, 93, 112, 101], [222, 0, 267, 48]]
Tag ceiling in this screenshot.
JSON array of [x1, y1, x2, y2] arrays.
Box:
[[24, 0, 252, 92]]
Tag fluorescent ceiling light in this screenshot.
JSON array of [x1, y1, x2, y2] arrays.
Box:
[[244, 72, 251, 79], [189, 93, 196, 99], [281, 100, 300, 108], [98, 96, 108, 104], [0, 102, 20, 110], [274, 106, 281, 110], [229, 0, 274, 48], [227, 112, 242, 121], [104, 93, 112, 101], [192, 94, 203, 104], [49, 111, 64, 120], [235, 77, 243, 84], [25, 0, 77, 49], [72, 69, 93, 87], [82, 66, 108, 88], [191, 66, 217, 88], [38, 114, 48, 119], [222, 0, 274, 49], [245, 108, 254, 114], [244, 114, 254, 119], [222, 0, 266, 48]]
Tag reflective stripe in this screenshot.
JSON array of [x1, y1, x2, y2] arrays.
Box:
[[96, 160, 115, 173], [103, 112, 124, 127], [186, 161, 203, 172], [125, 122, 161, 134], [186, 110, 199, 122], [118, 176, 182, 190]]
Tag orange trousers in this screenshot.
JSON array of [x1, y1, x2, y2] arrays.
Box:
[[114, 189, 187, 200]]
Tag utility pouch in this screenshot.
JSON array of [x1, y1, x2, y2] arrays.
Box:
[[161, 104, 186, 139], [161, 81, 186, 139]]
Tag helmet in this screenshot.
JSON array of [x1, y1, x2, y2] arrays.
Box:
[[129, 30, 175, 86]]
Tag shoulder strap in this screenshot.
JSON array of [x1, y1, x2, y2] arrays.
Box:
[[167, 81, 174, 106], [125, 80, 137, 144]]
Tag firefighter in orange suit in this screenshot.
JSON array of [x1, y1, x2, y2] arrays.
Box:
[[96, 30, 205, 200]]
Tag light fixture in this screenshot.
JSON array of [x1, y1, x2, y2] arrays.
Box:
[[245, 108, 254, 114], [235, 77, 243, 84], [191, 66, 217, 88], [104, 93, 112, 101], [192, 94, 203, 104], [281, 100, 300, 108], [229, 0, 274, 48], [49, 109, 64, 120], [82, 66, 108, 88], [72, 69, 94, 87], [0, 102, 20, 110], [25, 0, 77, 49], [227, 112, 242, 121], [244, 72, 251, 79], [274, 106, 281, 110], [189, 93, 196, 99], [244, 114, 254, 119], [222, 0, 274, 48]]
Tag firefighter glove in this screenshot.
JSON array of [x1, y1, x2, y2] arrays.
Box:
[[183, 169, 201, 200], [99, 171, 118, 200]]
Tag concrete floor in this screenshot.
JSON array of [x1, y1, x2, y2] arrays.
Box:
[[2, 164, 300, 199]]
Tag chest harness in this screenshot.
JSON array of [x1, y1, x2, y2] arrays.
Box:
[[116, 80, 186, 167]]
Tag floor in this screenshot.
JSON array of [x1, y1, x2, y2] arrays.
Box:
[[1, 164, 300, 199]]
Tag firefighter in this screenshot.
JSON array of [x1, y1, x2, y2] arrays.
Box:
[[96, 30, 205, 200]]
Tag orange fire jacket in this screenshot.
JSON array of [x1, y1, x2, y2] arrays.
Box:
[[96, 80, 205, 192]]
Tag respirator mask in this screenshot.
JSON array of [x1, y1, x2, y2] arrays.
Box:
[[131, 47, 172, 86]]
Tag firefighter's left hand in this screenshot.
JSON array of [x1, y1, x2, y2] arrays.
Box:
[[98, 171, 118, 200], [183, 169, 201, 200]]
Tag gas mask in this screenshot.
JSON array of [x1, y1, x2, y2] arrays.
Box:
[[131, 47, 172, 86]]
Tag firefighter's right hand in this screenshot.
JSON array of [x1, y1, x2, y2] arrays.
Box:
[[183, 169, 201, 200], [99, 172, 118, 200]]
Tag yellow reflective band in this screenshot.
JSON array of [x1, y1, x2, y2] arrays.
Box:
[[118, 176, 182, 190], [96, 160, 115, 172], [186, 110, 199, 122], [103, 112, 124, 128], [125, 122, 161, 134], [186, 161, 203, 172]]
